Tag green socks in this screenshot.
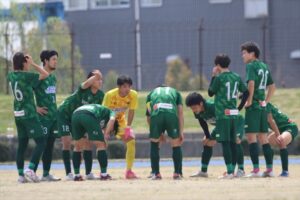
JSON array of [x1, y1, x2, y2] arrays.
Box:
[[221, 142, 234, 174], [201, 146, 212, 173], [280, 148, 288, 171], [236, 143, 244, 170], [150, 142, 160, 175], [262, 144, 273, 169], [97, 150, 108, 174], [72, 151, 81, 175], [172, 146, 182, 175], [62, 150, 72, 175], [83, 150, 93, 175], [249, 143, 259, 169]]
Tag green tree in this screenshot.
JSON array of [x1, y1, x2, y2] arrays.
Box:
[[103, 70, 119, 92]]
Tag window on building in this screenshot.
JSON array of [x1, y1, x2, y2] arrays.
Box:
[[209, 0, 232, 4], [91, 0, 130, 9], [63, 0, 88, 11], [141, 0, 162, 7], [244, 0, 268, 19]]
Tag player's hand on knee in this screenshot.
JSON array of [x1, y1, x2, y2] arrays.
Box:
[[202, 136, 209, 145], [179, 133, 184, 144], [37, 106, 48, 115]]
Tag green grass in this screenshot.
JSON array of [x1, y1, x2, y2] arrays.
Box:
[[1, 88, 300, 135]]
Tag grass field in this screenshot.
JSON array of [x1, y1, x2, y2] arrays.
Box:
[[1, 88, 300, 134], [1, 160, 300, 200]]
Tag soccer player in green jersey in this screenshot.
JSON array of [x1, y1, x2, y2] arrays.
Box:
[[71, 104, 116, 181], [186, 92, 248, 178], [57, 70, 104, 180], [146, 85, 184, 180], [241, 42, 276, 177], [33, 50, 60, 181], [7, 52, 49, 183], [266, 103, 298, 177], [208, 54, 248, 179]]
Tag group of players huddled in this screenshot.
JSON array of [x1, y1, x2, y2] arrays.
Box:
[[7, 41, 298, 183]]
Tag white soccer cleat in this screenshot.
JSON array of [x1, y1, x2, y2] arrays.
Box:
[[65, 173, 74, 181], [218, 172, 234, 179], [190, 171, 208, 178], [41, 174, 61, 182], [244, 171, 262, 178], [85, 173, 98, 180], [262, 170, 274, 178], [24, 169, 40, 183], [235, 169, 246, 178], [18, 176, 29, 183]]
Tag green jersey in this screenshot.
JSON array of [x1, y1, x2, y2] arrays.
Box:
[[7, 71, 40, 120], [146, 86, 182, 117], [34, 73, 57, 121], [246, 60, 274, 108], [194, 100, 216, 125], [267, 103, 295, 130], [74, 104, 115, 129], [209, 71, 247, 119], [58, 85, 104, 119]]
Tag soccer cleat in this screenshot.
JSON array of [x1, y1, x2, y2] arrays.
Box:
[[262, 170, 274, 178], [65, 173, 74, 181], [235, 169, 246, 178], [100, 174, 112, 181], [24, 169, 40, 183], [244, 170, 262, 178], [74, 175, 84, 181], [151, 173, 162, 180], [218, 172, 234, 179], [85, 173, 98, 180], [173, 173, 182, 180], [279, 171, 289, 177], [147, 172, 155, 179], [125, 170, 138, 179], [18, 176, 29, 183], [41, 174, 61, 182], [190, 171, 208, 178]]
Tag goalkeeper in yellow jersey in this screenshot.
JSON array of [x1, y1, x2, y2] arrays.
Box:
[[103, 75, 138, 179]]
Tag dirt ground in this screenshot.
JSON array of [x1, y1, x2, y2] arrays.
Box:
[[1, 163, 300, 200]]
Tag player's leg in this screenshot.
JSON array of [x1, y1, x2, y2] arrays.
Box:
[[41, 120, 60, 181], [15, 120, 29, 183], [245, 108, 261, 177], [149, 114, 164, 180], [25, 118, 46, 182], [58, 112, 73, 179], [235, 117, 245, 177], [166, 113, 182, 180], [83, 138, 94, 179]]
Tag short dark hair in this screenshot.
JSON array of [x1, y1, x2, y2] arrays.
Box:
[[13, 52, 27, 70], [87, 71, 95, 79], [185, 92, 206, 107], [117, 75, 132, 86], [40, 50, 58, 66], [241, 41, 260, 58], [214, 54, 231, 68]]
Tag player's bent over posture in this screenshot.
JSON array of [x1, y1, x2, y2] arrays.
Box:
[[186, 92, 247, 178], [266, 103, 298, 177], [103, 75, 138, 179], [71, 104, 116, 181], [208, 54, 248, 179], [7, 52, 49, 183], [241, 42, 276, 178], [57, 70, 104, 180], [146, 85, 184, 180]]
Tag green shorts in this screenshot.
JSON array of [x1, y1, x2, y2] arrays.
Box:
[[40, 119, 59, 138], [71, 111, 104, 141], [211, 116, 245, 141], [57, 110, 71, 137], [279, 124, 298, 141], [215, 117, 239, 142], [149, 112, 179, 139], [15, 117, 45, 139], [245, 107, 268, 133]]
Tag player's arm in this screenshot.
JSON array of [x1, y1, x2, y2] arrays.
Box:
[[26, 55, 49, 80], [238, 79, 249, 110], [127, 109, 135, 126], [198, 118, 210, 139], [265, 83, 275, 104], [145, 109, 150, 126], [267, 113, 280, 136], [81, 70, 100, 89], [208, 67, 220, 97], [245, 80, 254, 107], [104, 111, 116, 139], [127, 91, 138, 126]]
